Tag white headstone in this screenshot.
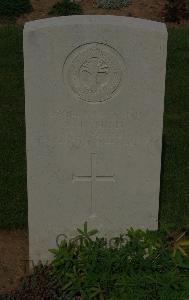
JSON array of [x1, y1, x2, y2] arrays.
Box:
[[24, 16, 167, 264]]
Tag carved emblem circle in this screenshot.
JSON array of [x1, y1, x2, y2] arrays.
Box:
[[63, 43, 125, 103]]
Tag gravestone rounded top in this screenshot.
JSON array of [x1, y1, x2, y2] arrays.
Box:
[[63, 43, 125, 103]]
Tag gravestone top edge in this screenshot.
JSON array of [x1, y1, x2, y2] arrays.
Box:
[[24, 15, 167, 35]]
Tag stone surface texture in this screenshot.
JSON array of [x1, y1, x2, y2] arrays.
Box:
[[24, 16, 167, 264]]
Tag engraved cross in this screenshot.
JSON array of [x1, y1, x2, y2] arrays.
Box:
[[72, 153, 115, 215]]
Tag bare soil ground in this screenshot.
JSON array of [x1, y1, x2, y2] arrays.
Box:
[[0, 230, 28, 293], [16, 0, 189, 26]]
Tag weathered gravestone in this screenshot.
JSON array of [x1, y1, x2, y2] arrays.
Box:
[[24, 16, 167, 263]]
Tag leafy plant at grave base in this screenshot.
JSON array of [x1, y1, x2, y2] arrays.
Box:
[[164, 0, 189, 22], [96, 0, 131, 9], [49, 222, 189, 299], [168, 231, 189, 258], [0, 0, 32, 18], [48, 0, 83, 17]]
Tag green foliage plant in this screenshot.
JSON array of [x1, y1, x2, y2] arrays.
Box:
[[49, 223, 189, 299], [165, 0, 189, 22], [49, 0, 83, 16], [168, 231, 189, 257], [0, 0, 32, 18], [96, 0, 131, 9]]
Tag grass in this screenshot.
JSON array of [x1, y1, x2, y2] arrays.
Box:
[[0, 26, 189, 230], [0, 26, 27, 229], [160, 28, 189, 230]]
